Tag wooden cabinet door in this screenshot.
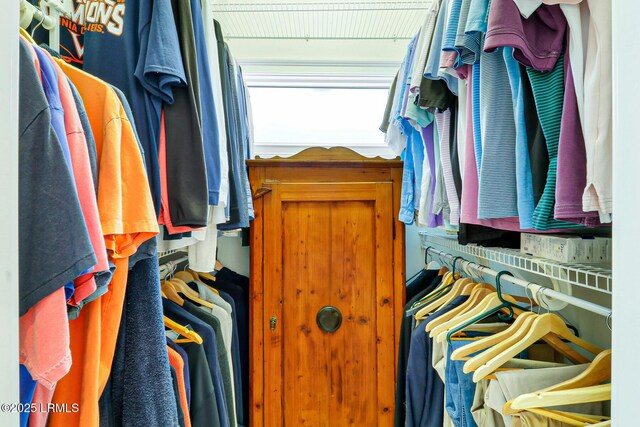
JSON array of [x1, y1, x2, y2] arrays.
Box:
[[263, 182, 395, 427]]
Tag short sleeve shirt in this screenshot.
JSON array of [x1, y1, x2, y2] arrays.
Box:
[[79, 0, 188, 216], [18, 39, 96, 315]]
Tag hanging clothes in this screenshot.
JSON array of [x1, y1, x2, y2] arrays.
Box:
[[381, 0, 612, 236]]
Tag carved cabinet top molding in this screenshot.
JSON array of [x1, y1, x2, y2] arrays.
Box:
[[247, 146, 403, 168]]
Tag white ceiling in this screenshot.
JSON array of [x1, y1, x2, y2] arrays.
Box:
[[213, 1, 429, 76], [212, 1, 427, 40]]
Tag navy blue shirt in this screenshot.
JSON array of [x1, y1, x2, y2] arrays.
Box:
[[204, 268, 250, 424], [406, 296, 469, 427], [190, 0, 221, 205], [80, 0, 187, 215], [219, 291, 244, 427], [395, 270, 441, 427], [163, 299, 230, 427], [167, 338, 192, 407]]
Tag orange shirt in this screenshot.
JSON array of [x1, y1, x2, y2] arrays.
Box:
[[50, 62, 158, 427], [167, 346, 192, 427], [48, 49, 109, 304]]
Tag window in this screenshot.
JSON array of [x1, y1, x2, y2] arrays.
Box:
[[248, 86, 397, 158]]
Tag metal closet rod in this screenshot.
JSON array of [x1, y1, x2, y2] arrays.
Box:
[[425, 247, 613, 318], [158, 255, 189, 279]]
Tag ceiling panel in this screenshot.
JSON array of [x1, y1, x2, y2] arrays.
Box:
[[212, 1, 429, 40]]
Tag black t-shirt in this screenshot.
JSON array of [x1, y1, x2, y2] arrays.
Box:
[[521, 64, 549, 206], [164, 0, 209, 228], [179, 342, 220, 427], [204, 268, 250, 424], [182, 300, 237, 427], [448, 104, 463, 202], [394, 271, 442, 427], [418, 77, 457, 112]]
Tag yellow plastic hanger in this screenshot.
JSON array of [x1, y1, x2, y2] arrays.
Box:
[[19, 27, 36, 44], [164, 316, 203, 344], [513, 408, 608, 426], [161, 280, 185, 306], [174, 270, 198, 284], [426, 286, 493, 333], [461, 311, 587, 372], [188, 268, 217, 283], [431, 278, 474, 309], [450, 312, 536, 361], [590, 420, 611, 427], [520, 408, 605, 427], [429, 293, 499, 340], [415, 278, 473, 321], [169, 278, 215, 309], [508, 384, 611, 412], [410, 271, 457, 312], [466, 309, 592, 369], [472, 313, 603, 382], [432, 293, 517, 343], [541, 349, 611, 392], [502, 349, 612, 416]]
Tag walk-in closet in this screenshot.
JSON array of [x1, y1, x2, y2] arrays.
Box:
[[1, 0, 637, 426]]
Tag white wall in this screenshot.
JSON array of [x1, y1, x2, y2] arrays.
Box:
[[1, 3, 20, 425], [611, 0, 640, 421], [406, 223, 426, 278], [218, 234, 251, 277]]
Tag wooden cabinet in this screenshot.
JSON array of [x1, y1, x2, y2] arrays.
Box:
[[248, 148, 406, 427]]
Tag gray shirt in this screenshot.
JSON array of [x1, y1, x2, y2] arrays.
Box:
[[19, 39, 96, 314]]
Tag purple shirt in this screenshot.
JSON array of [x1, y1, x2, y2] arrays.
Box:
[[554, 48, 601, 226], [484, 0, 566, 72], [33, 47, 73, 175], [422, 124, 444, 228]]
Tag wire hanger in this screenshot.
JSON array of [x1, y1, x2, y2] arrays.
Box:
[[31, 10, 46, 38]]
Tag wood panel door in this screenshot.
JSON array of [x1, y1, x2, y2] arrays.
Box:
[[263, 182, 395, 427]]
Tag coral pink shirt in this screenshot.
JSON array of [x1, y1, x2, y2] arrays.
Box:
[[47, 49, 110, 304]]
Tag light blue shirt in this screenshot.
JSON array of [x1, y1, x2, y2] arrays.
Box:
[[399, 127, 416, 224], [412, 128, 425, 213], [478, 46, 519, 219], [442, 0, 464, 68], [392, 33, 420, 132], [504, 47, 536, 228], [423, 0, 459, 96]]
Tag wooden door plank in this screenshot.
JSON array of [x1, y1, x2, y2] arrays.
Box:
[[375, 183, 396, 425], [263, 184, 284, 426], [391, 167, 406, 379], [249, 166, 266, 426], [282, 202, 332, 427], [278, 183, 379, 202], [329, 201, 378, 426]]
